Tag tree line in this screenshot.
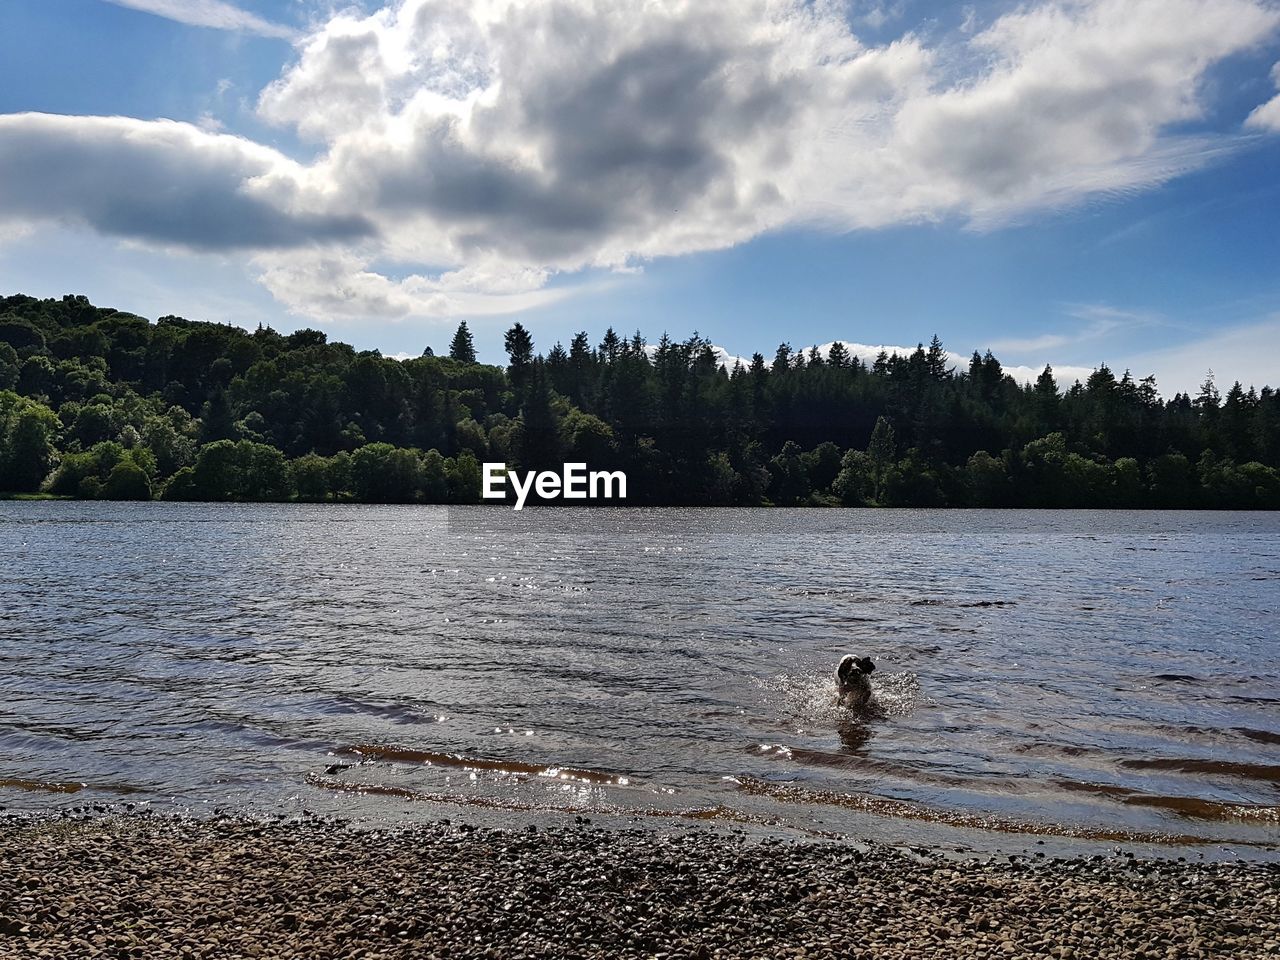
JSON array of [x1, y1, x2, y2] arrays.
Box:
[[0, 293, 1277, 508]]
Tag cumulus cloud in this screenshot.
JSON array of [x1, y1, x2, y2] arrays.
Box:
[[1246, 63, 1280, 131], [8, 0, 1280, 319], [102, 0, 297, 39], [0, 113, 372, 251], [255, 250, 577, 319], [874, 0, 1279, 226], [249, 0, 1280, 316]]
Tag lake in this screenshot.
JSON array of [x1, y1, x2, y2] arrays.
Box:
[[1, 503, 1277, 853]]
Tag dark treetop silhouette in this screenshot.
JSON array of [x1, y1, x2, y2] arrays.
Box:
[[0, 294, 1276, 507]]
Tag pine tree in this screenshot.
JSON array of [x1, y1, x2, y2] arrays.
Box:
[[1034, 365, 1059, 432], [517, 362, 561, 474], [773, 343, 792, 372], [1196, 371, 1220, 412], [449, 321, 477, 363], [503, 322, 534, 397], [926, 335, 948, 380], [599, 328, 621, 362], [567, 331, 594, 407]]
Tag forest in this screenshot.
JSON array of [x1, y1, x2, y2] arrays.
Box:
[[0, 292, 1277, 508]]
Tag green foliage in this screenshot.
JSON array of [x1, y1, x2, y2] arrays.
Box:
[[142, 412, 197, 477], [0, 316, 47, 354], [833, 450, 873, 506], [103, 460, 152, 501], [800, 442, 842, 495], [290, 453, 333, 502], [0, 292, 1277, 507], [182, 439, 290, 502], [446, 450, 482, 503], [867, 417, 896, 505], [420, 449, 449, 502], [503, 322, 534, 398], [350, 443, 423, 503], [161, 467, 198, 502], [0, 391, 60, 492], [768, 440, 810, 506], [449, 321, 477, 364], [70, 402, 121, 448], [0, 343, 19, 391], [50, 441, 124, 496], [18, 356, 54, 396], [560, 409, 614, 463]]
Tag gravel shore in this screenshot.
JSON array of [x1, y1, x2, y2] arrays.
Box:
[[1, 814, 1277, 959]]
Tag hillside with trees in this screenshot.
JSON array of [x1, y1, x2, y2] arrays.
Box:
[[0, 293, 1277, 508]]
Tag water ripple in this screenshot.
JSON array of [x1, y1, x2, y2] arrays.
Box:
[[1, 502, 1277, 851]]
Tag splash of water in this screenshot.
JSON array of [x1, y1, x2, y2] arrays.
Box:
[[759, 670, 926, 726]]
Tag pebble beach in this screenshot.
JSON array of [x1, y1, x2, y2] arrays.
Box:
[[2, 813, 1277, 960]]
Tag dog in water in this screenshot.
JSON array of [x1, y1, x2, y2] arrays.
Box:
[[835, 655, 876, 711]]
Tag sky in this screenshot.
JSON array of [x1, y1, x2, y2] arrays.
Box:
[[1, 0, 1279, 394]]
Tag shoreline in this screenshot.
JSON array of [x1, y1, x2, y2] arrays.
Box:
[[3, 497, 1278, 510], [2, 812, 1277, 959]]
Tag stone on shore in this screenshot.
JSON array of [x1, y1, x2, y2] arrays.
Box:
[[0, 815, 1277, 959]]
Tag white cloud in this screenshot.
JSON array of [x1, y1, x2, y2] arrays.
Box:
[[1128, 315, 1280, 395], [250, 0, 1280, 315], [1003, 362, 1097, 388], [1246, 62, 1280, 131], [253, 250, 578, 319], [102, 0, 298, 39], [9, 0, 1280, 320], [0, 113, 370, 250], [854, 2, 906, 31], [989, 303, 1161, 354]]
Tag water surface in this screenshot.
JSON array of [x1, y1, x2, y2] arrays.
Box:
[[1, 504, 1277, 852]]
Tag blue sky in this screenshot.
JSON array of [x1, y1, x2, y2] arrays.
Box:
[[2, 0, 1279, 393]]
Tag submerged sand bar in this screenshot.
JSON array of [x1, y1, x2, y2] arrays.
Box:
[[1, 814, 1277, 959]]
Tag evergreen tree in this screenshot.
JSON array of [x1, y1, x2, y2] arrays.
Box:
[[1034, 365, 1059, 432], [1195, 371, 1220, 417], [503, 322, 535, 398], [599, 328, 621, 363], [926, 335, 948, 380], [449, 321, 477, 363], [773, 343, 792, 373], [515, 362, 562, 474]]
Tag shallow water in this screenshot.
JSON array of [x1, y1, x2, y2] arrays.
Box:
[[1, 503, 1277, 851]]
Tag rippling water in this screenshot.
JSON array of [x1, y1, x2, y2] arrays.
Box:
[[2, 503, 1277, 852]]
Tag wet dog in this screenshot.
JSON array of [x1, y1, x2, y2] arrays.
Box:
[[836, 655, 875, 711]]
